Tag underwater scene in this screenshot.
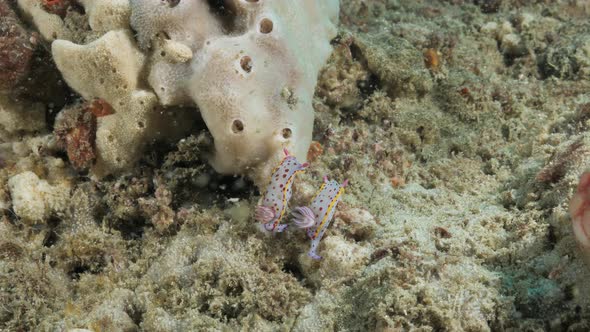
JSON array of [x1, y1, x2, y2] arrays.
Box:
[[2, 0, 590, 330]]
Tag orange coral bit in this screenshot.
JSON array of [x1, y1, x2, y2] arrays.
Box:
[[90, 99, 115, 117], [307, 141, 323, 162]]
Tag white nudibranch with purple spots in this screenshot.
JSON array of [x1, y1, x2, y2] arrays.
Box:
[[292, 176, 348, 260], [255, 149, 309, 232]]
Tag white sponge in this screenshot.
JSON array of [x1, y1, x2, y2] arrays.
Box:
[[37, 0, 339, 184]]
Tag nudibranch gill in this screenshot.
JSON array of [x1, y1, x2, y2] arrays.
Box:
[[255, 149, 309, 232], [292, 176, 348, 259]]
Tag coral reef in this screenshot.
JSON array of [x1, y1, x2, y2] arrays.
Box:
[[3, 0, 590, 331]]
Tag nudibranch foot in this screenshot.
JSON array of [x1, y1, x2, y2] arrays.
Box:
[[308, 250, 322, 260], [264, 223, 288, 232]]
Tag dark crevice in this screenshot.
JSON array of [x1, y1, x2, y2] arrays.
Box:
[[42, 217, 61, 248], [207, 0, 238, 33], [282, 261, 305, 283], [349, 42, 383, 99], [126, 303, 145, 327], [111, 218, 146, 240], [68, 264, 92, 280], [206, 173, 257, 206], [224, 282, 244, 297], [221, 302, 243, 321]]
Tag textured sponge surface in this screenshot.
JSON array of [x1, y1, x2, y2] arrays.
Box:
[[45, 0, 338, 183], [131, 0, 339, 182]]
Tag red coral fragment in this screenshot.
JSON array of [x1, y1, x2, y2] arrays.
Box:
[[65, 122, 96, 170], [41, 0, 72, 18]]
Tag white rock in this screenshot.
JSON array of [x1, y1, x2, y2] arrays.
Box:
[[7, 171, 70, 224]]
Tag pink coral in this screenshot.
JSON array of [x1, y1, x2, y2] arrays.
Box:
[[570, 172, 590, 248]]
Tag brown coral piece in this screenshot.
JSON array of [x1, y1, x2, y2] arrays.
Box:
[[0, 1, 36, 91], [55, 99, 116, 170], [55, 99, 115, 170], [423, 48, 441, 72], [307, 141, 323, 162], [64, 121, 96, 170], [138, 185, 176, 234], [535, 139, 586, 184], [474, 0, 502, 13]]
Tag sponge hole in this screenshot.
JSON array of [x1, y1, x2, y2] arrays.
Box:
[[240, 56, 252, 73], [281, 128, 292, 139], [166, 0, 180, 7], [259, 18, 273, 34], [232, 120, 244, 133]]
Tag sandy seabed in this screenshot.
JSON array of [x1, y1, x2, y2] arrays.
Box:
[[2, 0, 590, 331]]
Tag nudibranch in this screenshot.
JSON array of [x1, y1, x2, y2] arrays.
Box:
[[570, 172, 590, 249], [292, 176, 348, 259], [255, 149, 309, 232]]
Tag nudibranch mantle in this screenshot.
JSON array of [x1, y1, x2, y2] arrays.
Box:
[[255, 149, 309, 232], [293, 176, 348, 259]]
